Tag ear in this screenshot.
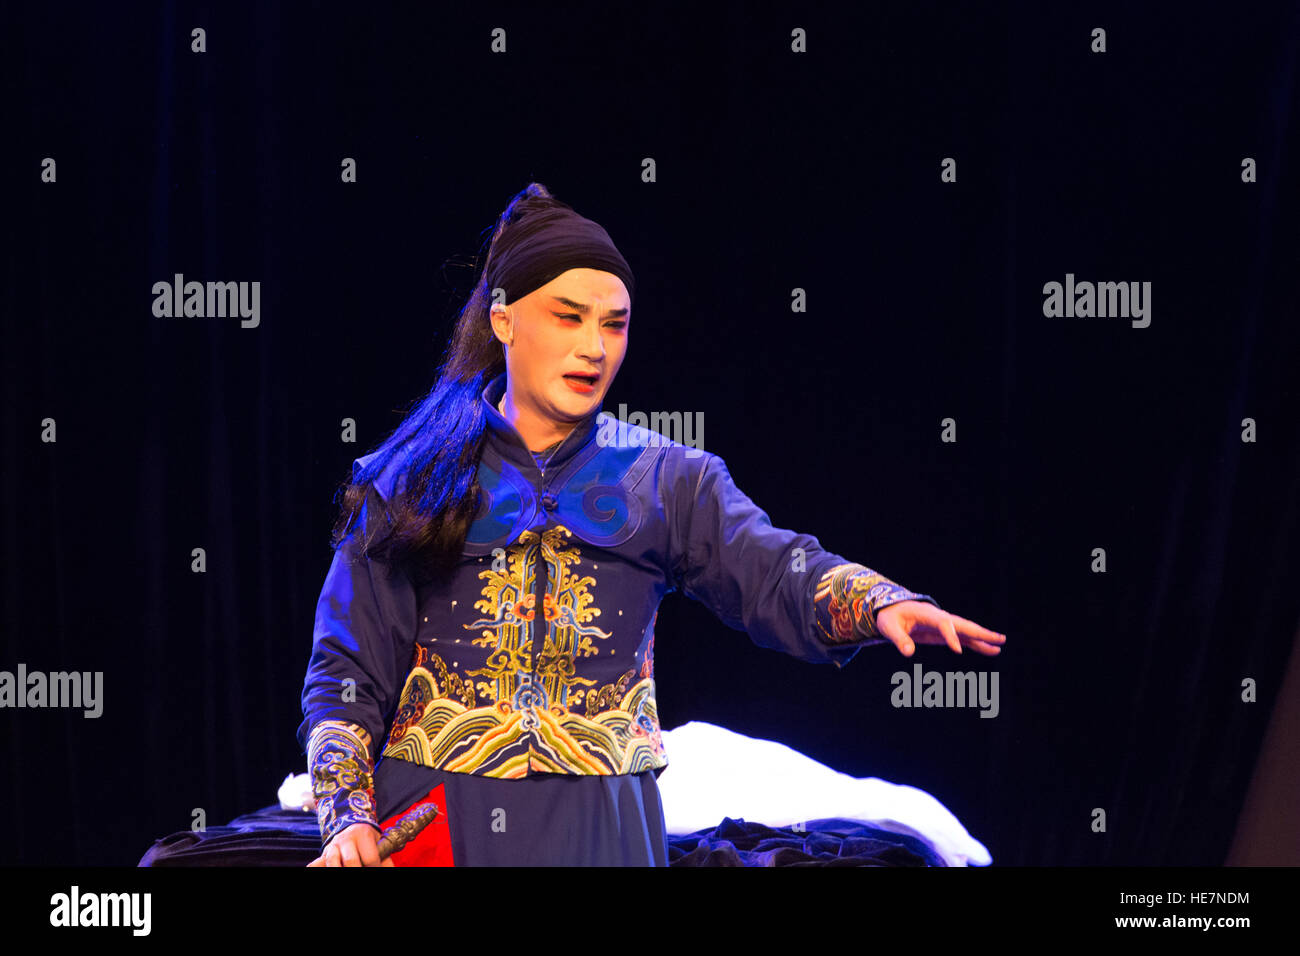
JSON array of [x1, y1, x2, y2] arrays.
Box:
[[489, 303, 514, 344]]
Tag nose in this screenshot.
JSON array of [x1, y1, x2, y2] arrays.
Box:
[[578, 301, 607, 360]]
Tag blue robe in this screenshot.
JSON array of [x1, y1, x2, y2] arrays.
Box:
[[298, 372, 938, 864]]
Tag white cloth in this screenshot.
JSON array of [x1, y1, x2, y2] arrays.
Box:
[[657, 720, 992, 866], [277, 772, 315, 813]]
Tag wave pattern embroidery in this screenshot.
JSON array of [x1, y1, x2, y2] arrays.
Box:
[[380, 525, 666, 777]]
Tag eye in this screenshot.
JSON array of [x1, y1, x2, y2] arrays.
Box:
[[556, 313, 626, 330]]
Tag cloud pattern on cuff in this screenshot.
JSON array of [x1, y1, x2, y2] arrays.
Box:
[[307, 719, 379, 845]]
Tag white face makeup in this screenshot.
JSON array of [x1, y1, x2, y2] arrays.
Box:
[[490, 267, 631, 451]]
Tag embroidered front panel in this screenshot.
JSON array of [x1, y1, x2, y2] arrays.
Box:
[[381, 524, 666, 777]]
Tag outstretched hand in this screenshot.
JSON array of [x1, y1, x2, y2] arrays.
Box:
[[874, 601, 1006, 657]]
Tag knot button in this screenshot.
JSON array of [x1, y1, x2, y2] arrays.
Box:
[[541, 494, 558, 512]]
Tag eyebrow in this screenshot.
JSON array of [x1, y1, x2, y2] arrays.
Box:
[[549, 296, 629, 319]]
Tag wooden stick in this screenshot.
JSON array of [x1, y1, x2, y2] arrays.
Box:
[[376, 802, 440, 860]]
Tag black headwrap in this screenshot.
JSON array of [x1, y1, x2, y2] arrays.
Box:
[[485, 205, 635, 306]]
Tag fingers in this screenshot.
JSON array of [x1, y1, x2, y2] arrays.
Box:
[[338, 839, 362, 867], [941, 616, 962, 654], [949, 613, 1007, 644], [875, 614, 915, 656], [880, 605, 1008, 657], [939, 612, 1007, 654], [312, 839, 347, 867], [312, 827, 389, 867], [358, 832, 383, 868], [882, 604, 958, 655]]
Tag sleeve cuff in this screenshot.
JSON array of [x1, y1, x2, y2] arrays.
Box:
[[307, 719, 381, 844], [814, 562, 939, 646]]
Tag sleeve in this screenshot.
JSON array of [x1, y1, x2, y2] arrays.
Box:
[[297, 480, 419, 844], [662, 449, 941, 670]]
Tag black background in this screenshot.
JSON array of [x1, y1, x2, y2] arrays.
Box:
[[3, 0, 1298, 866]]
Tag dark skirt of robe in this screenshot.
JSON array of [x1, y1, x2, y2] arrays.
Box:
[[373, 755, 669, 866]]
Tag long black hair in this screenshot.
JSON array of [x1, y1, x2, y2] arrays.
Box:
[[329, 181, 575, 588]]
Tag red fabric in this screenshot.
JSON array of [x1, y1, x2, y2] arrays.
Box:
[[377, 784, 454, 866]]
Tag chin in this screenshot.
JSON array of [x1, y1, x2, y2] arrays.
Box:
[[559, 386, 600, 404], [550, 391, 594, 416]]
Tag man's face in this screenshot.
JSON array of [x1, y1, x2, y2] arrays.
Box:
[[492, 267, 630, 424]]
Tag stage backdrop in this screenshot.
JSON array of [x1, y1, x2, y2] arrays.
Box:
[[3, 0, 1298, 865]]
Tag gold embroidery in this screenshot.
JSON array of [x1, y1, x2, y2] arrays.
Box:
[[380, 523, 664, 776], [585, 667, 636, 718], [534, 525, 612, 707]]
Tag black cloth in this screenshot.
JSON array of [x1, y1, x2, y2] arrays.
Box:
[[138, 805, 943, 867], [667, 817, 944, 867]]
